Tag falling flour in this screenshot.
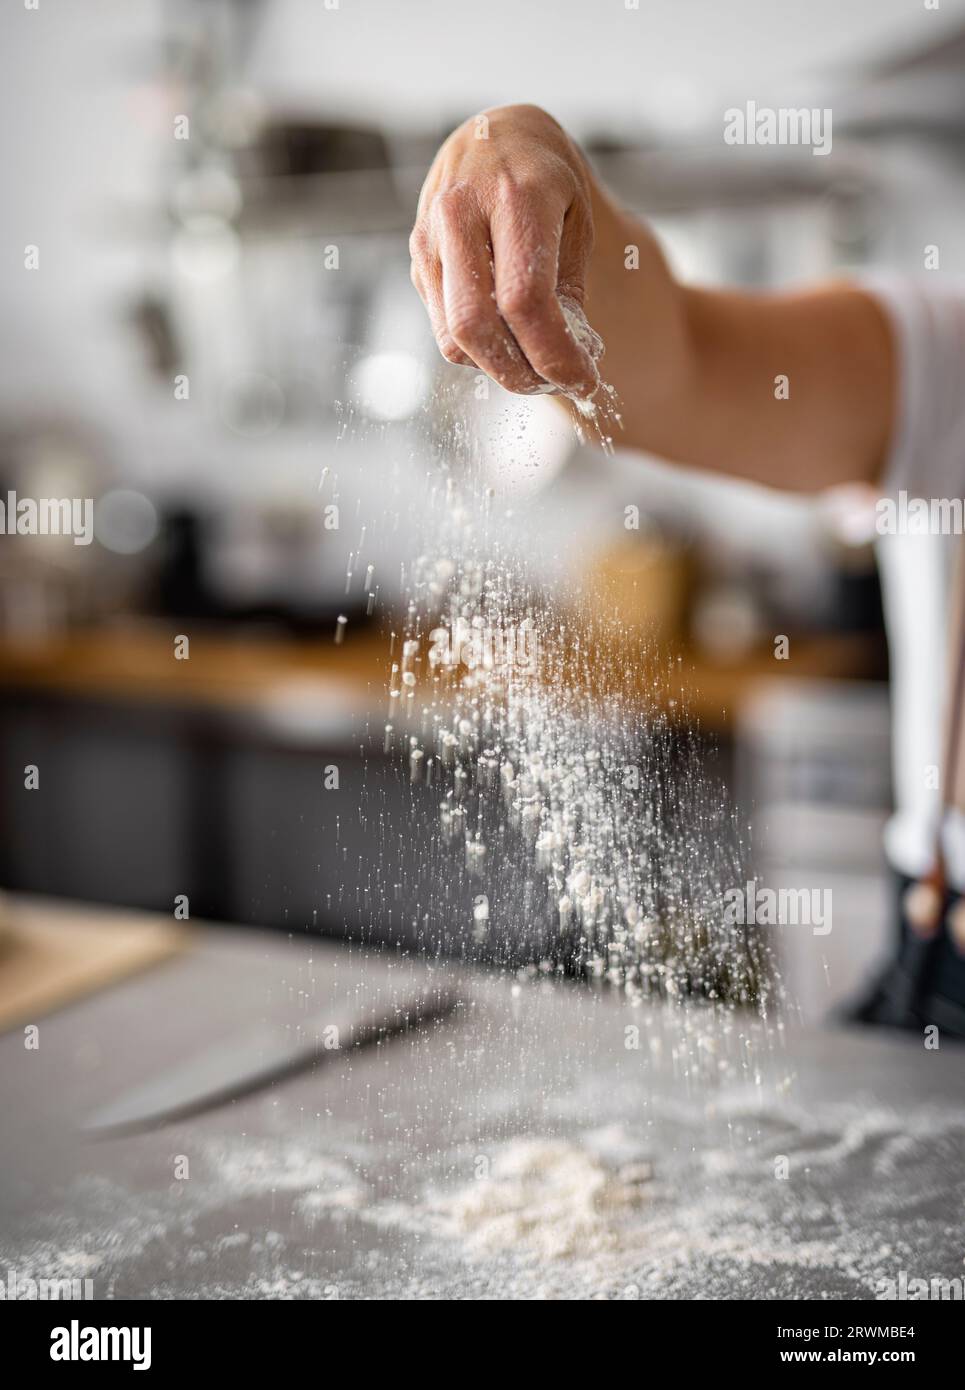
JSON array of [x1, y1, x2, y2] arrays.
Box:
[[373, 326, 774, 1009], [536, 292, 618, 435], [344, 297, 783, 1273]]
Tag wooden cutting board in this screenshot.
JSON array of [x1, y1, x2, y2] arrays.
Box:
[[0, 895, 187, 1033]]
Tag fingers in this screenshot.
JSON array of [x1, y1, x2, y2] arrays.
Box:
[[433, 196, 545, 393], [409, 255, 473, 366], [409, 183, 598, 397], [491, 192, 598, 396], [557, 196, 595, 312]]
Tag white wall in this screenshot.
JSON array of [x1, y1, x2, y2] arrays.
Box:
[[250, 0, 958, 136]]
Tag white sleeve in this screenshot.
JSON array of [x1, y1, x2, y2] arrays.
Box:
[[862, 276, 965, 884], [863, 275, 965, 499]]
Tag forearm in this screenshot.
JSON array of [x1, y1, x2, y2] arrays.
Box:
[[411, 104, 897, 494], [581, 181, 896, 493]]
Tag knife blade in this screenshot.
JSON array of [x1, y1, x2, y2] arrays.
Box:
[[83, 979, 463, 1136]]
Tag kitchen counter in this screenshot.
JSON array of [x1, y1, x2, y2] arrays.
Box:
[[1, 899, 962, 1300], [0, 624, 882, 730]]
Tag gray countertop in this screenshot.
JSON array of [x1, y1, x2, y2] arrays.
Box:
[[2, 916, 964, 1300]]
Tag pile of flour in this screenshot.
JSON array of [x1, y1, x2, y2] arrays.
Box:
[[411, 1138, 652, 1260]]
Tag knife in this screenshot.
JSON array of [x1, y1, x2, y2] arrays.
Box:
[[83, 979, 463, 1136]]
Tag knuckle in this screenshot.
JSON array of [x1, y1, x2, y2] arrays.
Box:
[[497, 277, 545, 322], [429, 184, 470, 228], [408, 223, 430, 261], [496, 170, 542, 205], [447, 303, 490, 344], [500, 159, 570, 208]]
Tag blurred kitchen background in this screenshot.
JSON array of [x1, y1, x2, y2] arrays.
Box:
[[2, 0, 962, 1019]]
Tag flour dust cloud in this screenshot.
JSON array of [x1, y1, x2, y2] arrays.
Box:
[[339, 328, 780, 1026]]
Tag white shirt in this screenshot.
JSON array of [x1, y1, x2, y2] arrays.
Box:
[[866, 277, 965, 887]]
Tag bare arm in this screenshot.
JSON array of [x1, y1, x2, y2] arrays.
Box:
[[410, 104, 896, 494]]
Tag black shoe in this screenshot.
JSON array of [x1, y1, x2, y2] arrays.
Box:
[[840, 870, 965, 1039], [841, 961, 923, 1030]]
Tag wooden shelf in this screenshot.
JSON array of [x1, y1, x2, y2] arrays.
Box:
[[0, 624, 883, 731]]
